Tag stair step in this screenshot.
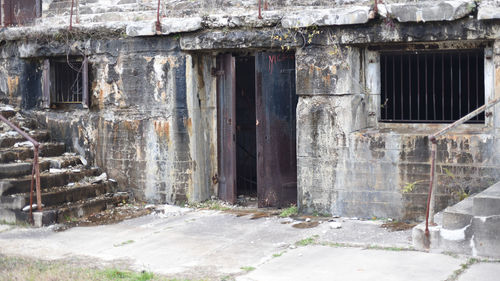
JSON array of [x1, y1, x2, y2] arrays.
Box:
[[0, 192, 128, 226], [0, 131, 50, 148], [43, 192, 129, 226], [2, 143, 66, 162], [473, 182, 500, 216], [470, 215, 500, 258], [442, 196, 474, 229], [0, 155, 81, 179], [0, 142, 66, 163], [55, 192, 129, 223], [0, 167, 99, 196], [0, 161, 51, 179], [0, 181, 115, 210]]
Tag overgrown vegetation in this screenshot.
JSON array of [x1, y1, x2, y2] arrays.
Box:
[[279, 205, 298, 218], [295, 235, 318, 246]]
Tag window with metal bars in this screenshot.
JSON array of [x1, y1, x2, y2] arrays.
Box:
[[380, 49, 485, 123], [42, 57, 89, 109]]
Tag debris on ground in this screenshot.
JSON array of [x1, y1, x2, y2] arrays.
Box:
[[54, 202, 153, 232], [381, 221, 417, 231], [292, 221, 319, 229]]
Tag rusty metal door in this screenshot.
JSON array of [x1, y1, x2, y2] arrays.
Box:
[[217, 54, 237, 204], [2, 0, 39, 26], [256, 52, 297, 208]]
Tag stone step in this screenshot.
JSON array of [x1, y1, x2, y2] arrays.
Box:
[[473, 182, 500, 216], [0, 130, 50, 148], [0, 181, 115, 210], [442, 195, 474, 229], [0, 167, 99, 196], [0, 192, 129, 226], [0, 161, 51, 179], [0, 155, 81, 179], [0, 142, 66, 163], [51, 192, 129, 225]]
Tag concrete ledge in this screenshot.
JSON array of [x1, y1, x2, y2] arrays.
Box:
[[126, 17, 202, 37], [378, 0, 475, 23], [282, 6, 371, 28], [478, 6, 500, 20]]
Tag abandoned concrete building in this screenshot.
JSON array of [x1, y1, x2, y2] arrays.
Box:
[[1, 0, 500, 255]]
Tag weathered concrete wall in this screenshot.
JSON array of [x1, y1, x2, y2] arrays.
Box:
[[2, 0, 500, 220], [0, 36, 218, 204]]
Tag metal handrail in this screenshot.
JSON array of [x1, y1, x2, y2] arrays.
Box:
[[424, 96, 500, 238], [0, 114, 42, 224]]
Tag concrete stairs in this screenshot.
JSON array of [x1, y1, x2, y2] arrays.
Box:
[[0, 105, 129, 227], [413, 182, 500, 258]]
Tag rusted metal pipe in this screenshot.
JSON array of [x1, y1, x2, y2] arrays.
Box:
[[425, 96, 500, 237], [69, 0, 75, 30], [156, 0, 162, 32], [258, 0, 263, 19]]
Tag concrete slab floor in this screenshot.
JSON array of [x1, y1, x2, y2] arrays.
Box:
[[457, 263, 500, 281], [0, 205, 492, 280]]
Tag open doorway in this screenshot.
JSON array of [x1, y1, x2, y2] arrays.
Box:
[[235, 56, 257, 198], [216, 51, 297, 208]]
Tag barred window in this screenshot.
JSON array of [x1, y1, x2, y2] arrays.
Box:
[[42, 57, 89, 109], [380, 50, 484, 123]]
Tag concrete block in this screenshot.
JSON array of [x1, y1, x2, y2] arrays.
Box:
[[442, 196, 474, 229], [478, 6, 500, 20], [473, 181, 500, 216], [412, 222, 441, 251], [378, 0, 474, 23], [282, 6, 371, 28], [471, 215, 500, 258]]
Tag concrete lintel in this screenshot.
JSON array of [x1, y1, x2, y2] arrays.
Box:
[[282, 6, 371, 28], [378, 0, 475, 23]]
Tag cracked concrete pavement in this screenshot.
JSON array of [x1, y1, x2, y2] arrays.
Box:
[[0, 205, 499, 280]]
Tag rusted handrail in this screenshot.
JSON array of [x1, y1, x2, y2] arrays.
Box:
[[0, 114, 42, 224], [425, 96, 500, 237]]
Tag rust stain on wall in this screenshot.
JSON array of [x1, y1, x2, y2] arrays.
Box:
[[185, 117, 193, 136], [7, 76, 19, 100]]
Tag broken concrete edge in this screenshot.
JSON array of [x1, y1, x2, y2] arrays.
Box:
[[378, 0, 476, 23], [0, 1, 484, 42]]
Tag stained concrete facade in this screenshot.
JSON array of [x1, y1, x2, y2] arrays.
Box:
[[2, 0, 500, 220]]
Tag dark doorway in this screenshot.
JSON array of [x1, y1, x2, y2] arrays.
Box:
[[235, 56, 257, 197], [216, 52, 297, 208]]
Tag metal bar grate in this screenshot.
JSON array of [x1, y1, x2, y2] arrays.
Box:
[[380, 49, 485, 123], [53, 60, 83, 104]]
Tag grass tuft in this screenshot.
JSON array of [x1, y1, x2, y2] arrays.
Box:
[[279, 206, 298, 218]]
